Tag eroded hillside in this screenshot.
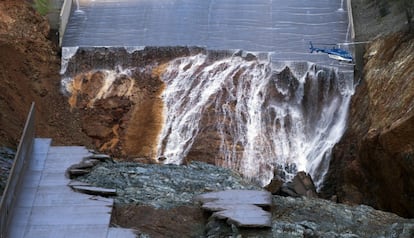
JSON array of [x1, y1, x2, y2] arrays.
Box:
[[0, 0, 91, 148], [322, 0, 414, 217]]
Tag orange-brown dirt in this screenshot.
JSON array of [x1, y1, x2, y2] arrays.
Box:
[[111, 205, 208, 237], [123, 64, 167, 158], [67, 64, 167, 161], [0, 0, 92, 148]]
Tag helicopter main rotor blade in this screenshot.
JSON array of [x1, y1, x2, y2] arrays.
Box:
[[337, 41, 372, 45]]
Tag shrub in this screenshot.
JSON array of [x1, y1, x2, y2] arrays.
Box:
[[33, 0, 49, 16]]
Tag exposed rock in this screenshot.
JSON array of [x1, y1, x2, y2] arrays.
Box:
[[269, 196, 414, 238], [0, 147, 14, 195], [290, 171, 317, 198], [264, 177, 283, 194], [322, 32, 414, 218], [320, 1, 414, 217], [66, 61, 166, 159], [74, 161, 260, 208], [72, 160, 414, 237], [244, 53, 257, 61], [208, 195, 414, 238], [266, 171, 317, 198]]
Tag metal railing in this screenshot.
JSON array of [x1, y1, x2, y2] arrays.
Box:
[[59, 0, 73, 46], [0, 103, 36, 238], [347, 0, 355, 40]]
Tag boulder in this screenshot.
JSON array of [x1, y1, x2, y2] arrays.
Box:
[[265, 176, 283, 194], [269, 171, 318, 198], [291, 171, 318, 198]]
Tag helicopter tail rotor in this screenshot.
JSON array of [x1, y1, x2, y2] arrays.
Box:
[[309, 41, 315, 53]]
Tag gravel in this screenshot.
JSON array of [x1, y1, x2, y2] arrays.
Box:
[[72, 159, 414, 237], [74, 161, 261, 208], [0, 147, 15, 196]]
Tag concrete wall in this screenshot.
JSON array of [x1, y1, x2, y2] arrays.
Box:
[[0, 103, 35, 238], [41, 0, 72, 46], [46, 0, 66, 30], [59, 0, 73, 46]]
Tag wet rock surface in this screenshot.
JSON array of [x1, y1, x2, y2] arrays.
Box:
[[72, 160, 414, 237]]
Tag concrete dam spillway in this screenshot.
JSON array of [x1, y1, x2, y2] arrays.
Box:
[[61, 0, 355, 187]]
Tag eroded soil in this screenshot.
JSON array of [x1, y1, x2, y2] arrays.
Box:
[[0, 0, 91, 148]]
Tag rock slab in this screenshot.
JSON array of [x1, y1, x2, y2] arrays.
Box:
[[195, 190, 272, 228]]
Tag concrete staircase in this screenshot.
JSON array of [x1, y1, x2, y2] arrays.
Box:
[[8, 138, 135, 238]]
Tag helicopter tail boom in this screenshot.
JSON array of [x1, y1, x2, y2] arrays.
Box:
[[309, 41, 315, 53]]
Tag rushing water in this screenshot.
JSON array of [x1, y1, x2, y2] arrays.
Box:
[[61, 48, 354, 188], [61, 0, 354, 189], [338, 0, 345, 12], [156, 53, 354, 187]]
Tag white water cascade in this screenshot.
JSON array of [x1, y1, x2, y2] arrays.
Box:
[[338, 0, 345, 12], [74, 0, 85, 14], [156, 53, 354, 187]]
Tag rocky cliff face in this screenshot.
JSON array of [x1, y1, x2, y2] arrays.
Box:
[[322, 32, 414, 218]]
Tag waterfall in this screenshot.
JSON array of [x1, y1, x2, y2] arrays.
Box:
[[74, 0, 85, 14], [338, 0, 345, 12], [60, 47, 79, 75], [156, 53, 354, 187], [61, 47, 354, 188]]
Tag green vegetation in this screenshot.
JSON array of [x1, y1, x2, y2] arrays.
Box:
[[33, 0, 49, 16]]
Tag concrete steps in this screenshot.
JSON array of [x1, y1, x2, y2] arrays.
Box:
[[8, 138, 135, 238]]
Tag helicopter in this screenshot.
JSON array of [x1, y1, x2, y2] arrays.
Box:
[[309, 41, 353, 63]]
